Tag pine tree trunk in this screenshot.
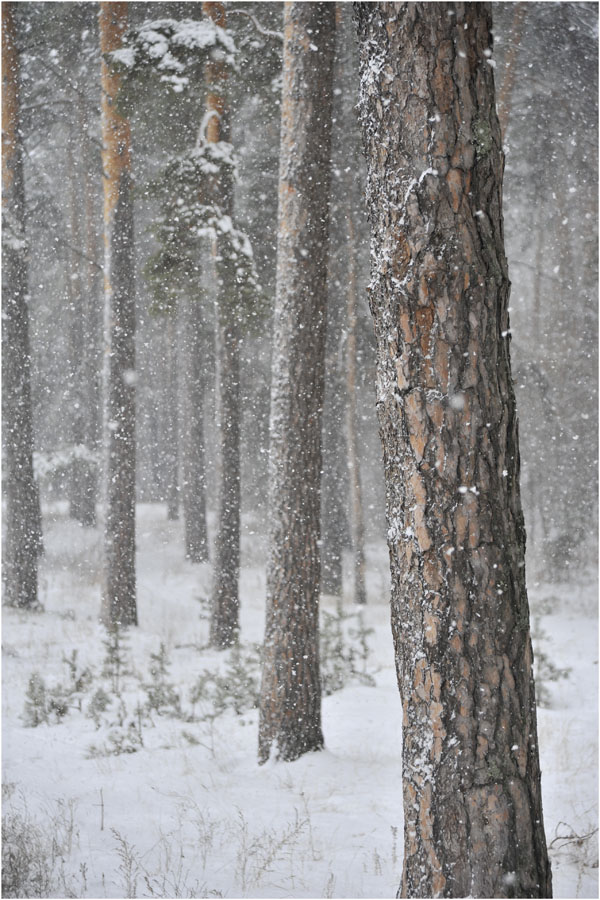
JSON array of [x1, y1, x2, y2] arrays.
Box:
[[210, 302, 241, 645], [2, 1, 43, 609], [182, 297, 209, 556], [165, 312, 179, 521], [321, 242, 348, 597], [81, 92, 102, 476], [334, 0, 367, 606], [497, 2, 526, 141], [258, 2, 335, 764], [67, 138, 96, 527], [204, 1, 242, 648], [345, 206, 367, 606], [99, 1, 137, 628], [356, 4, 551, 897], [322, 14, 350, 596]]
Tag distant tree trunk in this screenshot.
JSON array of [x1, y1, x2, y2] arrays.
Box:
[[321, 243, 348, 597], [165, 312, 180, 521], [356, 4, 551, 898], [2, 1, 43, 609], [345, 205, 367, 606], [67, 137, 96, 527], [322, 10, 349, 596], [80, 92, 102, 471], [258, 2, 335, 764], [497, 1, 526, 141], [99, 1, 137, 628], [204, 1, 242, 648], [182, 297, 209, 555], [330, 0, 366, 605]]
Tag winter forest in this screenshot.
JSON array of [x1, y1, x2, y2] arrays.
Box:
[[2, 2, 598, 898]]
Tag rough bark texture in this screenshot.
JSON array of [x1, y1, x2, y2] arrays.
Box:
[[100, 1, 137, 628], [356, 3, 551, 897], [204, 1, 242, 648], [2, 1, 43, 609], [182, 297, 209, 556], [258, 2, 335, 764]]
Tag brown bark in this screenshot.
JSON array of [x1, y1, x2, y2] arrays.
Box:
[[2, 1, 43, 609], [204, 1, 242, 648], [99, 1, 137, 628], [258, 1, 335, 764], [356, 3, 551, 897]]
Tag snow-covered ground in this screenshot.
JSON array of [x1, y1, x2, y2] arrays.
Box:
[[2, 503, 598, 898]]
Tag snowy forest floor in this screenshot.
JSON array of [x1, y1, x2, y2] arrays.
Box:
[[2, 502, 598, 899]]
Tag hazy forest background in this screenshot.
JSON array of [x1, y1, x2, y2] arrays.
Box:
[[2, 2, 598, 899]]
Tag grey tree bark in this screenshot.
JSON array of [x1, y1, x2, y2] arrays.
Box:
[[80, 92, 102, 495], [258, 1, 336, 764], [100, 1, 137, 628], [67, 136, 96, 527], [165, 312, 180, 522], [204, 1, 242, 649], [182, 296, 209, 557], [345, 202, 367, 606], [2, 0, 43, 609], [356, 3, 551, 897], [321, 233, 349, 597], [336, 2, 368, 605]]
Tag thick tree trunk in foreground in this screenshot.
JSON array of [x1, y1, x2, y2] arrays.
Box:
[[258, 2, 335, 764], [204, 1, 242, 648], [2, 1, 43, 609], [356, 3, 551, 897], [99, 1, 137, 628]]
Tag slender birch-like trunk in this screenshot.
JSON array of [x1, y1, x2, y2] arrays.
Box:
[[356, 3, 551, 896], [99, 1, 137, 628], [258, 1, 335, 764]]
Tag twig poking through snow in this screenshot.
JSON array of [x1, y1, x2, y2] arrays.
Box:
[[228, 9, 283, 42]]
